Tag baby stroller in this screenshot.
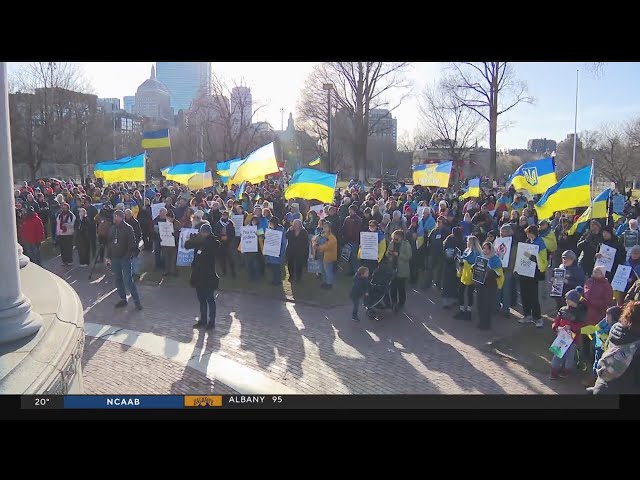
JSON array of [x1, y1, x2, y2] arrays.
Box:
[[364, 263, 396, 319]]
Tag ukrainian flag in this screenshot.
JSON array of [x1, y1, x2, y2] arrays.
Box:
[[568, 189, 620, 235], [535, 164, 592, 220], [141, 129, 171, 149], [216, 157, 242, 185], [284, 168, 337, 204], [231, 142, 280, 185], [188, 171, 213, 190], [161, 162, 206, 186], [94, 153, 146, 183], [308, 157, 321, 167], [412, 161, 452, 188], [460, 178, 481, 200], [508, 157, 557, 195]]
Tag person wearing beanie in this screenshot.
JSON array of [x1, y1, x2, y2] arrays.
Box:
[[554, 249, 587, 310], [441, 226, 465, 309], [549, 287, 587, 380], [184, 222, 221, 329], [105, 209, 142, 311], [423, 215, 449, 290], [589, 305, 623, 383], [598, 225, 626, 283]]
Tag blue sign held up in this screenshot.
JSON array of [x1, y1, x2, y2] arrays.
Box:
[[613, 194, 625, 215]]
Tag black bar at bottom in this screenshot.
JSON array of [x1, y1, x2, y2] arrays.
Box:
[[220, 394, 619, 410]]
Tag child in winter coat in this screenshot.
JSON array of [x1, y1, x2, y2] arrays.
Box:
[[591, 305, 622, 378], [550, 288, 587, 380]]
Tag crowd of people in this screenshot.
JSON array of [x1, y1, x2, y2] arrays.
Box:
[[12, 174, 640, 393]]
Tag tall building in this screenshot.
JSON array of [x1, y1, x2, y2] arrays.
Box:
[[156, 62, 211, 112], [230, 86, 252, 134], [368, 109, 397, 146], [133, 65, 172, 122], [527, 138, 557, 154], [97, 98, 120, 113], [123, 96, 135, 113]]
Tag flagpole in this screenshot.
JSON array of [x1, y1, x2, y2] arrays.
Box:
[[572, 69, 579, 172]]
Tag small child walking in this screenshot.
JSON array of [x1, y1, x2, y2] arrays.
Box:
[[550, 288, 587, 380], [351, 266, 370, 322]]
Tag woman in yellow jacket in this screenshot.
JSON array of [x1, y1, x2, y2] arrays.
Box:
[[313, 220, 338, 290]]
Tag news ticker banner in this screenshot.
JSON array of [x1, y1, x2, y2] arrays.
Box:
[[19, 395, 620, 410]]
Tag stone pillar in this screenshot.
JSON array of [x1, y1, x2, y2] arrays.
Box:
[[0, 62, 42, 345]]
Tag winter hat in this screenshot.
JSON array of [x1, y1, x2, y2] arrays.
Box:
[[199, 223, 212, 234], [565, 288, 582, 305], [404, 205, 412, 213], [411, 215, 419, 224], [561, 250, 577, 261], [606, 306, 622, 323], [113, 209, 125, 218]]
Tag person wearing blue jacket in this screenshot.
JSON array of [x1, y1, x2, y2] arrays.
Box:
[[265, 216, 287, 285]]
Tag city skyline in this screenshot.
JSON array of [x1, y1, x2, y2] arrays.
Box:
[[7, 62, 640, 150]]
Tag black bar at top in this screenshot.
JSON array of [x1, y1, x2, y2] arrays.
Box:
[[220, 394, 619, 410]]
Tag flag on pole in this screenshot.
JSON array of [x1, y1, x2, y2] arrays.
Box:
[[460, 178, 481, 200], [568, 189, 620, 235], [141, 129, 171, 149], [535, 164, 592, 220], [284, 168, 337, 204], [412, 161, 452, 188], [94, 153, 146, 183], [230, 143, 280, 185], [161, 162, 206, 185], [508, 157, 557, 195]]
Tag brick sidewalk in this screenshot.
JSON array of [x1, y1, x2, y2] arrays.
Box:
[[45, 256, 582, 395]]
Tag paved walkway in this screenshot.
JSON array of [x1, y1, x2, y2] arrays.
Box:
[[44, 252, 582, 395]]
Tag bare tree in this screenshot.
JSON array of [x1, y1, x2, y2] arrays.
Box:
[[598, 123, 639, 193], [10, 62, 94, 179], [297, 62, 411, 180], [448, 62, 533, 180], [419, 78, 482, 180]]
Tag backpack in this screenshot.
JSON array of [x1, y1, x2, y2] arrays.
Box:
[[595, 339, 640, 382]]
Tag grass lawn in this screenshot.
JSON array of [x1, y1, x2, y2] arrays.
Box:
[[136, 250, 352, 307]]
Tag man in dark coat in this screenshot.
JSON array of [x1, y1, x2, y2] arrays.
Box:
[[184, 223, 221, 330], [105, 209, 142, 310], [577, 219, 603, 277]]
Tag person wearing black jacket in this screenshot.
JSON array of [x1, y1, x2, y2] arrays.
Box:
[[83, 197, 99, 260], [105, 210, 142, 310], [75, 208, 92, 266], [213, 210, 236, 277], [285, 219, 309, 283], [423, 216, 450, 290], [125, 208, 142, 281], [598, 225, 626, 283], [184, 223, 221, 330], [577, 220, 603, 277], [137, 198, 153, 250]]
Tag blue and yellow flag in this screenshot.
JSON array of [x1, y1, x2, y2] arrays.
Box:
[[508, 157, 557, 195], [412, 161, 452, 188], [308, 156, 321, 167], [94, 153, 146, 183], [231, 142, 280, 185], [460, 178, 481, 200], [535, 164, 592, 220], [161, 162, 206, 186], [284, 168, 337, 204], [216, 157, 243, 185], [568, 189, 620, 235], [188, 171, 213, 190], [141, 129, 171, 149], [235, 181, 246, 200]]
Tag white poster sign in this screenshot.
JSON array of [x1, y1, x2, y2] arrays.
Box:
[[549, 328, 575, 359], [231, 214, 244, 237], [594, 244, 616, 272], [514, 242, 539, 278], [360, 231, 379, 261], [494, 236, 513, 268], [159, 221, 175, 247], [151, 203, 164, 220], [263, 229, 283, 258], [310, 204, 326, 219], [611, 264, 632, 292], [177, 228, 198, 266], [241, 226, 258, 253]]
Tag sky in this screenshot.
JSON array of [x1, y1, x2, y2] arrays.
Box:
[[8, 61, 640, 150]]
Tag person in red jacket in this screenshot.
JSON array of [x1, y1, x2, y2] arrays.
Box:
[[583, 265, 614, 367], [19, 206, 45, 265], [550, 288, 587, 379]]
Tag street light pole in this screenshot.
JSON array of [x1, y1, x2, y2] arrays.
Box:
[[323, 83, 334, 172]]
